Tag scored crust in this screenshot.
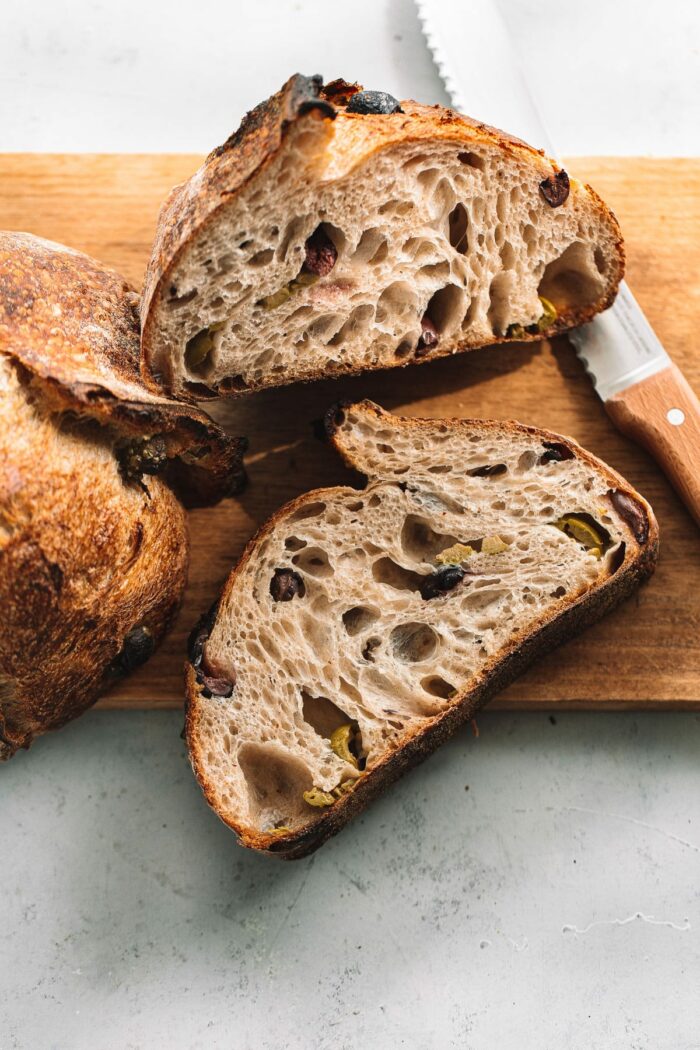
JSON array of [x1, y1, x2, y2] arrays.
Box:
[[185, 402, 658, 859], [0, 233, 247, 757], [141, 74, 624, 400]]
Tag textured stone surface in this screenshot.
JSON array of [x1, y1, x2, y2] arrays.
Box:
[[2, 710, 699, 1048]]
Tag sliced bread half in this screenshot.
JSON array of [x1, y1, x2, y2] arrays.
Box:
[[186, 401, 657, 858], [141, 74, 624, 400]]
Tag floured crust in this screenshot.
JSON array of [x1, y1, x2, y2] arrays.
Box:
[[0, 233, 246, 756], [185, 402, 658, 858], [141, 74, 624, 400]]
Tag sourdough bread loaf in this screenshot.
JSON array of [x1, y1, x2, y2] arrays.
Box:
[[141, 74, 624, 400], [0, 232, 246, 756], [186, 401, 657, 858]]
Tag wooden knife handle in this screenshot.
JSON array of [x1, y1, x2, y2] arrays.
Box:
[[605, 364, 700, 527]]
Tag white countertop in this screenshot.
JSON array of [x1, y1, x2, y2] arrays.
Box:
[[2, 2, 700, 1048], [3, 0, 700, 155]]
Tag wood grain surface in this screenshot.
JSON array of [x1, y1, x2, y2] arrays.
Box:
[[1, 155, 698, 708], [607, 363, 700, 528]]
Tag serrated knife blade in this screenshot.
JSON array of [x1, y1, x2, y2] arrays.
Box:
[[416, 0, 700, 526]]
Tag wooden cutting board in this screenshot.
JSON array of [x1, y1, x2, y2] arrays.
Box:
[[1, 155, 698, 709]]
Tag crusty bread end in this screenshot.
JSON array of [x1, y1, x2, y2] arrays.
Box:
[[141, 74, 624, 400]]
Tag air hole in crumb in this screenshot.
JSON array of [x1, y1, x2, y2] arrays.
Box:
[[458, 151, 485, 171], [284, 536, 307, 551], [538, 241, 605, 312], [594, 246, 607, 274], [301, 690, 350, 740], [289, 501, 326, 522], [248, 248, 274, 266], [277, 214, 311, 261], [487, 271, 516, 336], [183, 380, 215, 399], [517, 449, 539, 472], [421, 676, 456, 700], [401, 514, 460, 562], [315, 221, 346, 256], [292, 546, 332, 578], [448, 203, 469, 254], [166, 288, 197, 308], [352, 227, 388, 266], [390, 622, 439, 663], [218, 375, 248, 393], [238, 743, 312, 824], [372, 557, 425, 593], [395, 337, 415, 359], [551, 586, 566, 598], [327, 304, 374, 347], [608, 541, 626, 573], [500, 241, 516, 270], [342, 605, 381, 636], [376, 281, 417, 325], [425, 284, 465, 337]]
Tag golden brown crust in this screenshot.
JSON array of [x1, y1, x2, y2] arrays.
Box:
[[1, 232, 246, 506], [140, 75, 625, 399], [185, 402, 658, 858], [0, 233, 246, 757]]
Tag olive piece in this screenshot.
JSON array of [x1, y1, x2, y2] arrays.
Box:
[[187, 601, 220, 669], [506, 322, 526, 339], [608, 490, 649, 544], [257, 284, 294, 310], [330, 723, 360, 768], [111, 625, 154, 675], [185, 323, 224, 370], [435, 543, 475, 566], [481, 535, 509, 555], [537, 295, 558, 330], [415, 315, 439, 357], [331, 779, 359, 799], [270, 568, 306, 601], [420, 565, 465, 600], [118, 435, 168, 481], [302, 227, 338, 278], [346, 90, 403, 115], [552, 514, 607, 558], [540, 441, 574, 464], [539, 169, 570, 207], [257, 271, 320, 310], [197, 673, 234, 699], [303, 787, 335, 808]]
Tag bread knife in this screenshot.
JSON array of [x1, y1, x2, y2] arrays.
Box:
[[416, 0, 700, 527]]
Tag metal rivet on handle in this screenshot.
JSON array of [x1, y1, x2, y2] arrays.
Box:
[[667, 408, 685, 426]]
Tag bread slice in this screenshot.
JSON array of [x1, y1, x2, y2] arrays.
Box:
[[142, 74, 624, 400], [186, 401, 657, 858], [0, 232, 247, 757]]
